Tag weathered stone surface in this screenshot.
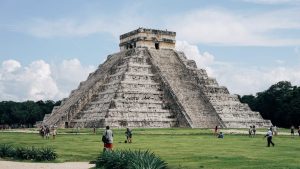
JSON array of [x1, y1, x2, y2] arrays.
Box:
[[42, 28, 271, 128]]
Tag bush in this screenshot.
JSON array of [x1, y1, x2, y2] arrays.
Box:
[[96, 150, 167, 169], [0, 144, 57, 161], [14, 146, 28, 159], [36, 147, 57, 161], [0, 144, 14, 158]]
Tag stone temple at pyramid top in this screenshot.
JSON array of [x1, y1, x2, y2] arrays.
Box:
[[119, 28, 176, 51]]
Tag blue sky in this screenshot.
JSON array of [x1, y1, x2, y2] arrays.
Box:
[[1, 0, 300, 101]]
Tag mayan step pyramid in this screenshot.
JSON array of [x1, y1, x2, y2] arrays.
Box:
[[42, 28, 272, 128]]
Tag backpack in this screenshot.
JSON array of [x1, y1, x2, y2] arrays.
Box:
[[102, 130, 109, 143]]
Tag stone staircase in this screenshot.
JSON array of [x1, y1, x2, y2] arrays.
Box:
[[148, 49, 222, 128], [42, 51, 126, 127], [174, 51, 272, 128]]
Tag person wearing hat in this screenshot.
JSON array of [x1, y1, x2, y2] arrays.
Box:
[[264, 128, 275, 147]]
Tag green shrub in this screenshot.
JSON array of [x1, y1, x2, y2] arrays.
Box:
[[130, 150, 168, 169], [37, 147, 57, 161], [0, 144, 14, 158], [0, 144, 56, 161], [14, 147, 28, 159], [96, 150, 167, 169]]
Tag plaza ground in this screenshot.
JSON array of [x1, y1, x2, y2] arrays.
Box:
[[0, 128, 299, 169]]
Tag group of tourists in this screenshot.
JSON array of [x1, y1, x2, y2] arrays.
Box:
[[39, 125, 57, 139], [248, 125, 257, 137], [214, 124, 298, 147], [102, 126, 133, 151], [100, 123, 300, 151], [36, 124, 300, 152], [262, 125, 300, 147]]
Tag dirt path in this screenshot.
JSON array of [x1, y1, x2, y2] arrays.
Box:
[[222, 129, 290, 135], [0, 161, 94, 169]]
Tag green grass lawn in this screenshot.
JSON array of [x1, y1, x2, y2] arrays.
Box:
[[1, 128, 300, 169]]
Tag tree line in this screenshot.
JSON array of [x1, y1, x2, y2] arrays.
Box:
[[0, 100, 61, 127], [239, 81, 300, 128]]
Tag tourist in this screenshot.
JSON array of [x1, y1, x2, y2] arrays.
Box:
[[248, 126, 253, 137], [93, 125, 96, 134], [214, 126, 218, 136], [252, 125, 256, 137], [264, 128, 275, 147], [273, 126, 278, 136], [125, 128, 132, 143], [52, 127, 57, 140], [218, 132, 224, 139], [45, 126, 50, 139], [39, 126, 45, 138], [76, 126, 80, 135], [291, 126, 295, 137], [102, 126, 113, 151]]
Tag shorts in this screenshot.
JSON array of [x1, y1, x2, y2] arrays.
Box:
[[104, 143, 113, 149]]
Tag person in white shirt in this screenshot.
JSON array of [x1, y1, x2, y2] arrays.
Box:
[[264, 128, 275, 147]]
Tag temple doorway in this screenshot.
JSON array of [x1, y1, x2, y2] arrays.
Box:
[[155, 42, 159, 49]]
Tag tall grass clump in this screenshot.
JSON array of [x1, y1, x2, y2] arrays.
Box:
[[0, 144, 14, 158], [0, 144, 57, 161], [96, 150, 167, 169]]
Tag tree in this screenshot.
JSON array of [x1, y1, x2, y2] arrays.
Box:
[[240, 81, 300, 128], [0, 100, 61, 126]]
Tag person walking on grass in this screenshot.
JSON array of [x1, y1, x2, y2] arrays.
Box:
[[102, 126, 113, 152], [125, 128, 132, 143], [298, 126, 300, 137], [93, 125, 96, 134], [45, 126, 50, 139], [39, 126, 45, 138], [248, 126, 253, 137], [252, 125, 256, 137], [214, 126, 218, 136], [291, 125, 295, 137], [264, 128, 275, 147], [52, 127, 57, 140]]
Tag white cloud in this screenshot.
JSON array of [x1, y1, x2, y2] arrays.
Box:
[[216, 65, 300, 95], [20, 6, 151, 39], [295, 46, 300, 55], [0, 60, 59, 101], [0, 59, 95, 101], [24, 18, 108, 38], [176, 41, 300, 95], [23, 60, 59, 100], [175, 40, 215, 76], [12, 3, 300, 47], [1, 60, 21, 73], [51, 59, 95, 97], [168, 8, 300, 46], [275, 59, 285, 64]]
